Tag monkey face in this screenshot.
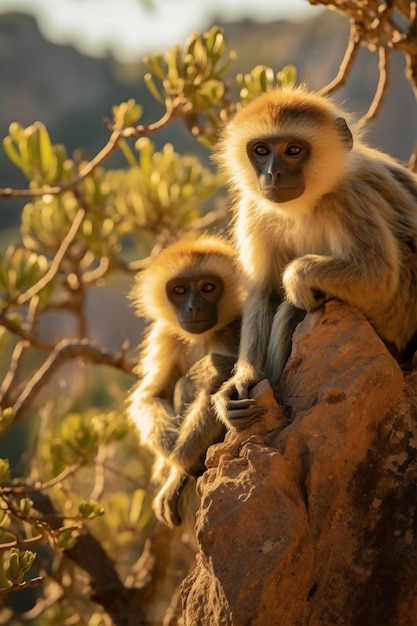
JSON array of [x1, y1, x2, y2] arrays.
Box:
[[166, 274, 224, 334], [246, 136, 311, 203]]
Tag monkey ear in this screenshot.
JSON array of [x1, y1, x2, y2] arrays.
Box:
[[335, 117, 353, 151]]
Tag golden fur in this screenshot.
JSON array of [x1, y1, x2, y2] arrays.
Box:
[[213, 86, 417, 428], [129, 235, 245, 526]]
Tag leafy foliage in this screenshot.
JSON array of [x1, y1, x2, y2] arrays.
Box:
[[0, 22, 297, 626]]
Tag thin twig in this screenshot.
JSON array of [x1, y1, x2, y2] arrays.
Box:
[[102, 461, 149, 491], [0, 314, 52, 352], [0, 296, 40, 405], [0, 577, 43, 595], [184, 202, 230, 231], [0, 463, 81, 495], [89, 445, 107, 501], [82, 256, 110, 284], [406, 52, 417, 170], [0, 534, 43, 550], [0, 339, 27, 404], [360, 45, 390, 124], [17, 207, 86, 305], [113, 256, 152, 274], [0, 104, 180, 199], [319, 22, 362, 96], [0, 129, 122, 199], [13, 339, 134, 420]]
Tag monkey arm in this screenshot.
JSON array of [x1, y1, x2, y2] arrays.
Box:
[[282, 189, 400, 313], [170, 394, 226, 475], [153, 354, 238, 526], [170, 354, 234, 474], [129, 325, 184, 456], [283, 243, 399, 314], [214, 302, 305, 427], [130, 389, 179, 455], [212, 289, 278, 430]]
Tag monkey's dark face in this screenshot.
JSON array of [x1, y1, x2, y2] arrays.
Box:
[[246, 136, 311, 203], [166, 274, 224, 334]]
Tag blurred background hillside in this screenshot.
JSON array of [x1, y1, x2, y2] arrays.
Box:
[[0, 3, 417, 621], [0, 3, 416, 231]]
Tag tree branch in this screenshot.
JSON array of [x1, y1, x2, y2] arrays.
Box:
[[0, 577, 43, 595], [360, 45, 390, 124], [0, 296, 40, 406], [0, 103, 181, 200], [0, 463, 81, 496], [319, 21, 362, 95], [0, 314, 52, 352], [17, 207, 86, 305], [32, 491, 173, 626], [12, 339, 134, 420]]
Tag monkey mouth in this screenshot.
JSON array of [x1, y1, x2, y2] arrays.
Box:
[[180, 320, 217, 334], [263, 185, 304, 203]]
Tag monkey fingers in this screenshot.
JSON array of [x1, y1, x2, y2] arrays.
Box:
[[225, 398, 266, 430]]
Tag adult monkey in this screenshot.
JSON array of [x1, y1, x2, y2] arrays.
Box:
[[212, 85, 417, 429], [129, 235, 246, 526]]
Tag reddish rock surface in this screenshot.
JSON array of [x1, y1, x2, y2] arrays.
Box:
[[181, 301, 417, 626]]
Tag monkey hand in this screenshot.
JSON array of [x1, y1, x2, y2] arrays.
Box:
[[225, 398, 267, 429], [283, 255, 328, 311], [212, 368, 266, 431]]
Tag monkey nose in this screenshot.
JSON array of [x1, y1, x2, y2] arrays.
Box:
[[186, 293, 200, 313], [267, 167, 280, 180]]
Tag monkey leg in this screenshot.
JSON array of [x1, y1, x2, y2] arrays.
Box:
[[187, 353, 237, 390], [173, 375, 195, 416], [171, 410, 226, 475], [171, 354, 235, 474]]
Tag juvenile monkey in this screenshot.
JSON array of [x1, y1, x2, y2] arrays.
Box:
[[212, 85, 417, 428], [129, 235, 245, 526]]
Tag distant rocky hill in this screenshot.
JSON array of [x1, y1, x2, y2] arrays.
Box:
[[0, 9, 416, 227]]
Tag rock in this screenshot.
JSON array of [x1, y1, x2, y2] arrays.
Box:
[[181, 301, 417, 626]]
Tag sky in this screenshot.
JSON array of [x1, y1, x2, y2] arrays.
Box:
[[0, 0, 319, 61]]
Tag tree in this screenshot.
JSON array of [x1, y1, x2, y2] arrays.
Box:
[[0, 24, 298, 626], [0, 1, 415, 624]]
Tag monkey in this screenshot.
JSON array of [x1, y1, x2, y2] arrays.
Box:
[[128, 235, 246, 526], [151, 350, 239, 528], [212, 85, 417, 430]]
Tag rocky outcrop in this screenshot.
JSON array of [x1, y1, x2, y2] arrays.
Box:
[[181, 300, 417, 626]]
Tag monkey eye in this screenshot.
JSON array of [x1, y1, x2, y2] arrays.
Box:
[[201, 281, 216, 293], [252, 143, 270, 157], [172, 285, 187, 296], [285, 144, 303, 156]]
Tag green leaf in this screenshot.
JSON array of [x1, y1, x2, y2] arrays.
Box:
[[2, 136, 23, 169], [6, 548, 36, 584], [78, 499, 105, 520], [0, 459, 10, 485], [36, 121, 54, 179]]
